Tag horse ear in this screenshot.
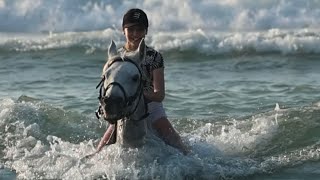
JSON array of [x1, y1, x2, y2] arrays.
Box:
[[108, 40, 117, 60], [136, 38, 146, 63]]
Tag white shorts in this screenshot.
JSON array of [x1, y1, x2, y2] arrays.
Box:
[[147, 102, 167, 123]]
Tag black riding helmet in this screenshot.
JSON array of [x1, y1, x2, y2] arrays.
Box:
[[122, 8, 149, 31]]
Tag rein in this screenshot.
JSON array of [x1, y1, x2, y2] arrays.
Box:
[[95, 57, 149, 124]]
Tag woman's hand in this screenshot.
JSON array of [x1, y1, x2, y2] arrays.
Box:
[[83, 152, 97, 159]]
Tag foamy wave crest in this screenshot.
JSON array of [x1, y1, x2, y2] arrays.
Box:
[[0, 0, 319, 33], [152, 28, 320, 55], [1, 28, 320, 55], [0, 29, 122, 52]]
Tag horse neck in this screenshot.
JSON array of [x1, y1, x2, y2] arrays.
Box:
[[116, 95, 147, 147]]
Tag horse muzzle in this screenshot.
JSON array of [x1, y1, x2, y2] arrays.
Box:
[[100, 95, 126, 122]]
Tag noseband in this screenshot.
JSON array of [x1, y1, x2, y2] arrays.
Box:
[[95, 57, 148, 124]]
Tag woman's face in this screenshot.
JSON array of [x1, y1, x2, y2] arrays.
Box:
[[124, 25, 147, 50]]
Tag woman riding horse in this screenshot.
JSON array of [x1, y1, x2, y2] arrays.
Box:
[[96, 8, 188, 155]]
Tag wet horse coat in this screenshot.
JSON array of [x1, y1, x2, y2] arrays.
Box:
[[98, 39, 150, 147]]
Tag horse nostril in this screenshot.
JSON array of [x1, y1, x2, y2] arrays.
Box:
[[104, 95, 124, 106]]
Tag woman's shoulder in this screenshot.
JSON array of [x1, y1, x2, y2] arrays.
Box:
[[146, 46, 163, 59], [144, 46, 164, 69], [146, 46, 161, 55]]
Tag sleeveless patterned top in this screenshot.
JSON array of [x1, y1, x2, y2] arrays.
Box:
[[118, 46, 164, 92]]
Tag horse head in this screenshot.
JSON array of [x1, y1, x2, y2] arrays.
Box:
[[98, 39, 149, 147]]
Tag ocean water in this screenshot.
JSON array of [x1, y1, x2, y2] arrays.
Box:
[[1, 0, 320, 179]]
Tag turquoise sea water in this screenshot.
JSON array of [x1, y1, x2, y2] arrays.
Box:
[[1, 0, 320, 179]]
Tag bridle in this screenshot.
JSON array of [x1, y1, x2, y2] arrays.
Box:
[[95, 56, 148, 124]]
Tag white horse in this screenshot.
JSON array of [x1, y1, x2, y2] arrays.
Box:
[[96, 39, 150, 148]]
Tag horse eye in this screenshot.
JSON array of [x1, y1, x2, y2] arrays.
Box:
[[132, 74, 139, 82]]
